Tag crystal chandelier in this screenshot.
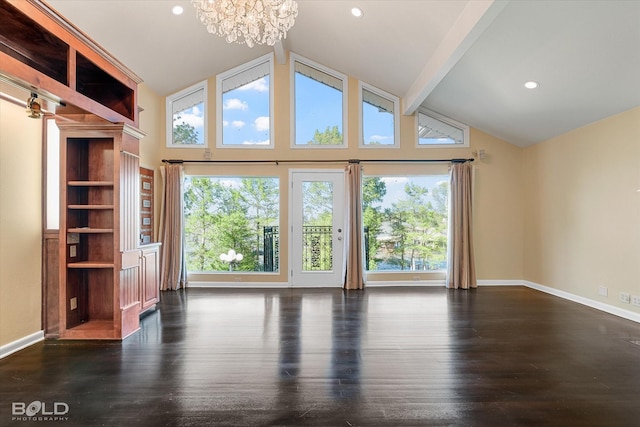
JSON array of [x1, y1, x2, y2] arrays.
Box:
[[192, 0, 298, 48]]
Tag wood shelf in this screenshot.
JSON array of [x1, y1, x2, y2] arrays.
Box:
[[67, 228, 114, 233], [68, 205, 114, 210], [67, 261, 114, 269], [68, 181, 114, 187]]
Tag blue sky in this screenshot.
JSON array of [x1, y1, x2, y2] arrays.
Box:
[[174, 70, 395, 146]]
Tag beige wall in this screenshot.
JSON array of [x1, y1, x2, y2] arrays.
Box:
[[472, 129, 524, 281], [523, 107, 640, 312], [0, 99, 43, 347]]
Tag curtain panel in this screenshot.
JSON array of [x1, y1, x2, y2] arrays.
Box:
[[159, 163, 187, 291], [446, 162, 477, 289], [343, 163, 365, 290]]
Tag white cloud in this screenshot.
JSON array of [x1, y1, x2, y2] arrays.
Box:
[[254, 116, 270, 132], [223, 98, 248, 110], [238, 78, 268, 93], [232, 120, 245, 129], [369, 135, 390, 141], [174, 106, 204, 128], [223, 120, 229, 127]]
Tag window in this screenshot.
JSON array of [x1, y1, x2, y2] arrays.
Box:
[[291, 53, 348, 147], [217, 54, 273, 148], [362, 174, 449, 271], [166, 80, 207, 147], [359, 82, 399, 147], [184, 176, 280, 273], [417, 109, 469, 147], [45, 117, 60, 230]]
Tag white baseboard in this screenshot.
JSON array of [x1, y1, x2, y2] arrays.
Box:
[[524, 280, 640, 324], [477, 280, 523, 286], [366, 280, 445, 287], [0, 330, 44, 359], [188, 281, 290, 288]]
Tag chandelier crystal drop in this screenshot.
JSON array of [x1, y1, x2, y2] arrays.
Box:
[[192, 0, 298, 48]]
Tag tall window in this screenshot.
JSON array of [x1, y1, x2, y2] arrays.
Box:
[[291, 53, 348, 147], [166, 80, 207, 147], [217, 54, 273, 148], [360, 82, 399, 147], [417, 109, 469, 148], [184, 176, 280, 273], [362, 175, 449, 271]]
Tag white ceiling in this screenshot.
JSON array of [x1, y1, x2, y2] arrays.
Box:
[[46, 0, 640, 147]]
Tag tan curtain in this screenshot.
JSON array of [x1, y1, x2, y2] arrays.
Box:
[[159, 163, 187, 291], [446, 162, 477, 289], [343, 163, 365, 290]]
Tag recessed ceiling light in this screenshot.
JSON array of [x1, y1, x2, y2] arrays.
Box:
[[524, 81, 539, 89], [172, 5, 184, 15], [351, 7, 364, 18]]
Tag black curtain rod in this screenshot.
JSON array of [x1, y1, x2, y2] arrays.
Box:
[[161, 158, 474, 165]]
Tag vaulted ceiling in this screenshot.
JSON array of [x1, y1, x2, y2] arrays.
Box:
[[47, 0, 640, 147]]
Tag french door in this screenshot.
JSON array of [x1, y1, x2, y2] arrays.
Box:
[[290, 170, 345, 287]]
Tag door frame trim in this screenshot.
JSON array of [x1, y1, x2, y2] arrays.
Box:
[[288, 168, 345, 288]]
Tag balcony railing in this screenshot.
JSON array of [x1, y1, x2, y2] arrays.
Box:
[[264, 226, 370, 271]]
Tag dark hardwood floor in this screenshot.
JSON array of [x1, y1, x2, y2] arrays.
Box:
[[2, 286, 640, 426]]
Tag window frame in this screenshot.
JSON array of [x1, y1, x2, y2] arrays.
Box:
[[183, 174, 281, 274], [358, 81, 400, 149], [290, 52, 349, 149], [216, 53, 274, 149], [166, 80, 208, 148], [361, 171, 450, 274], [417, 108, 469, 148]]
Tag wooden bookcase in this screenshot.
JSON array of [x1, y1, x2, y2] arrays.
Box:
[[58, 119, 145, 340]]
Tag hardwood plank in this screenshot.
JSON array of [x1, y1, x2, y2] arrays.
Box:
[[2, 287, 640, 426]]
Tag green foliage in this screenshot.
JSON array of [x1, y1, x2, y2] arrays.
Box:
[[184, 177, 279, 272], [381, 180, 448, 271], [309, 125, 342, 145], [362, 177, 386, 270], [302, 181, 333, 225], [172, 121, 199, 145]]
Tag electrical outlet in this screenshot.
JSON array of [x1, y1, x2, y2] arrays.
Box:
[[598, 286, 608, 297], [632, 295, 640, 307], [70, 297, 77, 310], [620, 292, 631, 304], [70, 245, 76, 257]]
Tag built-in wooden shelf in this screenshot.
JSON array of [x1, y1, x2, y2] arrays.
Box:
[[67, 228, 114, 233], [68, 181, 114, 187], [0, 0, 141, 125], [59, 120, 145, 341], [67, 261, 115, 269], [68, 205, 114, 210]]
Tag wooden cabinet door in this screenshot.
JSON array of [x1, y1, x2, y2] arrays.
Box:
[[140, 243, 161, 313]]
